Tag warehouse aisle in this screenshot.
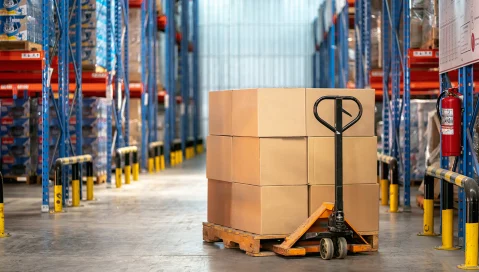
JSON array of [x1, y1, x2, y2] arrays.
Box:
[[0, 156, 466, 271]]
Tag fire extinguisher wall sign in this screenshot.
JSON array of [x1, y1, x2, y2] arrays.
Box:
[[441, 109, 454, 135]]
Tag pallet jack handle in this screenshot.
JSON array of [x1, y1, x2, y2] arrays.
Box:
[[313, 96, 363, 231]]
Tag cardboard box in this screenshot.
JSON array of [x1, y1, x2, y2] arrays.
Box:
[[231, 183, 308, 235], [0, 0, 40, 16], [232, 137, 307, 186], [0, 16, 42, 43], [206, 136, 232, 182], [309, 184, 379, 232], [209, 91, 232, 136], [308, 137, 377, 185], [232, 88, 306, 137], [208, 179, 233, 227], [306, 88, 375, 137]]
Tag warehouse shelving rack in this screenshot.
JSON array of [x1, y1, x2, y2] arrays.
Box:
[[164, 0, 200, 166], [312, 0, 349, 89]]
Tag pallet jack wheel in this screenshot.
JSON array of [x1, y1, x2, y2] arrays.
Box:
[[320, 238, 334, 260], [335, 237, 348, 259]]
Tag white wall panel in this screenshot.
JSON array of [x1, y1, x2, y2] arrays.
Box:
[[199, 0, 322, 139]]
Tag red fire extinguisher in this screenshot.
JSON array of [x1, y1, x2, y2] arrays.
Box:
[[437, 87, 462, 157]]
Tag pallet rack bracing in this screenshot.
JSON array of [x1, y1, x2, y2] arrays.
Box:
[[312, 0, 349, 89]]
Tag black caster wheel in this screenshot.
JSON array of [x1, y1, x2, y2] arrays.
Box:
[[320, 238, 334, 260], [335, 237, 348, 259]]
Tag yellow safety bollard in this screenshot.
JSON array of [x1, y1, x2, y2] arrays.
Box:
[[389, 184, 398, 213], [155, 146, 161, 172], [72, 163, 80, 207], [124, 153, 131, 185], [459, 223, 479, 269], [148, 157, 154, 173], [115, 155, 122, 188], [161, 155, 165, 170], [86, 162, 94, 201], [54, 167, 63, 213], [436, 182, 459, 250], [418, 176, 437, 236], [380, 179, 389, 206], [171, 151, 176, 166], [133, 151, 139, 181], [0, 177, 5, 237]]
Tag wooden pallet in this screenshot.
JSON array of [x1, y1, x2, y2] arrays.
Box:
[[203, 222, 287, 256], [83, 64, 107, 73], [26, 175, 41, 185], [357, 231, 379, 252], [95, 174, 106, 184], [0, 41, 42, 51]]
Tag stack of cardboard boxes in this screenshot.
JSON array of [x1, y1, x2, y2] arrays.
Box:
[[207, 88, 378, 235], [0, 0, 42, 43], [0, 98, 31, 177]]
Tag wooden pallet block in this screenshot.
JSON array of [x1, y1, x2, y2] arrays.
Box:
[[26, 175, 41, 185], [83, 64, 107, 73], [95, 174, 106, 184], [203, 222, 286, 256], [3, 175, 28, 183], [357, 231, 379, 251], [0, 41, 42, 51]]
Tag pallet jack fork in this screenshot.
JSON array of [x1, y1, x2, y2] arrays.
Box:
[[273, 96, 373, 259]]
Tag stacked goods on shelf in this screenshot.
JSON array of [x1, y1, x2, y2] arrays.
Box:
[[128, 7, 141, 82], [70, 0, 113, 70], [207, 88, 378, 235], [0, 98, 31, 178], [421, 0, 438, 49], [128, 98, 142, 150], [410, 0, 424, 48], [370, 10, 382, 69], [0, 0, 42, 43], [82, 97, 108, 178], [400, 100, 436, 181]]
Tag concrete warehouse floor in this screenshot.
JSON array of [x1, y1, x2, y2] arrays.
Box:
[[0, 155, 468, 271]]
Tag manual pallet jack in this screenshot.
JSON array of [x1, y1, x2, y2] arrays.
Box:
[[272, 95, 374, 259]]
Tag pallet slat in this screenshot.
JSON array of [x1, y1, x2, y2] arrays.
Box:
[[0, 41, 42, 51]]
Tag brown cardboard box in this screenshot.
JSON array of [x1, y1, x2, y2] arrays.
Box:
[[306, 88, 375, 136], [209, 91, 232, 135], [232, 183, 308, 235], [130, 98, 141, 120], [232, 88, 306, 137], [206, 136, 232, 182], [308, 137, 377, 185], [208, 180, 233, 227], [232, 137, 307, 186], [309, 184, 379, 232]]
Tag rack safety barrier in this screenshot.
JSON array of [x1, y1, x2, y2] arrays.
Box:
[[377, 153, 399, 212], [185, 138, 195, 160], [54, 155, 94, 213], [115, 146, 140, 188], [0, 174, 5, 238], [148, 141, 165, 173], [171, 139, 182, 166], [196, 138, 204, 154], [420, 166, 479, 270]]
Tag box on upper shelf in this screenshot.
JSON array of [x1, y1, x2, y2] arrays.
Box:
[[232, 137, 307, 186]]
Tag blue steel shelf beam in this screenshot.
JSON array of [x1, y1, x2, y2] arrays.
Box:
[[314, 0, 348, 88], [140, 0, 148, 169], [164, 0, 176, 166], [377, 0, 411, 210], [192, 0, 199, 151], [180, 0, 190, 157]]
